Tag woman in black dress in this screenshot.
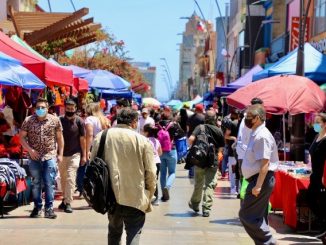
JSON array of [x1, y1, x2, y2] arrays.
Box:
[[308, 113, 326, 243]]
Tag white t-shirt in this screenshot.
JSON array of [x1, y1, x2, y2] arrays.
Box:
[[85, 116, 102, 138]]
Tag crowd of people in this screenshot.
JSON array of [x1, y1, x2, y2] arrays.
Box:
[[16, 96, 326, 244]]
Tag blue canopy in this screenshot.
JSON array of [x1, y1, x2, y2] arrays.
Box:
[[84, 69, 130, 90], [0, 52, 46, 89], [101, 89, 133, 98], [214, 86, 237, 96], [253, 43, 326, 84], [66, 65, 92, 77]]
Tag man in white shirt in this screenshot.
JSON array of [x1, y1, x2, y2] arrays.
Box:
[[138, 108, 155, 135], [239, 104, 279, 245]]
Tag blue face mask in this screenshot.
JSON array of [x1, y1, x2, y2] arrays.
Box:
[[313, 123, 322, 133], [35, 108, 47, 117]]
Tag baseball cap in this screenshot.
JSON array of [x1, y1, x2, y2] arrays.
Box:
[[195, 104, 204, 112], [142, 108, 149, 114]]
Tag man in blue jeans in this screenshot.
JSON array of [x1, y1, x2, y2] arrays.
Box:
[[20, 97, 64, 219]]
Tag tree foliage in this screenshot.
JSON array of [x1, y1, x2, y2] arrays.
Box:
[[58, 29, 148, 94]]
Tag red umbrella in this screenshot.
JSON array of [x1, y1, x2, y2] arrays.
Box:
[[226, 75, 326, 115]]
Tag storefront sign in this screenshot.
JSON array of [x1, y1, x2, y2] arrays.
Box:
[[310, 32, 326, 54], [290, 17, 310, 51]]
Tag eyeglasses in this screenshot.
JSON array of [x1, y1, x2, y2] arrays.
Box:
[[36, 106, 46, 110]]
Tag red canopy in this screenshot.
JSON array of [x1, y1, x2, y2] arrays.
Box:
[[73, 77, 89, 92], [226, 75, 326, 115], [0, 31, 73, 86]]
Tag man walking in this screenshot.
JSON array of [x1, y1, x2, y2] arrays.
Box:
[[90, 108, 156, 245], [188, 110, 224, 217], [138, 108, 155, 135], [20, 97, 64, 219], [239, 104, 278, 245], [58, 100, 86, 213]]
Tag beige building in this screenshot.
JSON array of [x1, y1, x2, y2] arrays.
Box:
[[178, 12, 215, 101]]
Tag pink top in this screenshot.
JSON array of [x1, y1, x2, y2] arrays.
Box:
[[149, 137, 161, 164]]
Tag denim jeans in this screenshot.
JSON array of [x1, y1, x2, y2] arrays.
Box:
[[221, 148, 229, 175], [160, 150, 177, 191], [29, 159, 57, 209], [76, 164, 86, 193], [108, 204, 145, 245]]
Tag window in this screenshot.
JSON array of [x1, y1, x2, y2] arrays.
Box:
[[314, 0, 326, 35]]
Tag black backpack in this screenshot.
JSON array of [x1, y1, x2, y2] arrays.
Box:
[[83, 129, 116, 215], [185, 125, 216, 169]]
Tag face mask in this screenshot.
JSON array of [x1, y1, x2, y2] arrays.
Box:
[[35, 108, 47, 117], [313, 123, 322, 133], [65, 111, 76, 117], [244, 118, 255, 129]]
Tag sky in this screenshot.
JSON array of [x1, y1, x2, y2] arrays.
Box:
[[38, 0, 226, 101]]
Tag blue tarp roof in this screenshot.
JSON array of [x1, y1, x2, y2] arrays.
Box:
[[253, 43, 326, 84]]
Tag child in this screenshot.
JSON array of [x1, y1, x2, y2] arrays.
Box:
[[143, 123, 162, 205]]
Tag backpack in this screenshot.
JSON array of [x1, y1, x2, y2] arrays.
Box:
[[82, 129, 116, 215], [157, 123, 173, 152], [185, 125, 216, 169]]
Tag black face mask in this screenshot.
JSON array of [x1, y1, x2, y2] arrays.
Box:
[[65, 111, 76, 117], [244, 117, 255, 129]]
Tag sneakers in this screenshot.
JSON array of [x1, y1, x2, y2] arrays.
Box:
[[58, 200, 66, 210], [161, 187, 170, 201], [152, 198, 160, 206], [188, 201, 199, 213], [30, 207, 42, 218], [202, 211, 210, 217], [44, 208, 57, 219], [64, 203, 73, 213]]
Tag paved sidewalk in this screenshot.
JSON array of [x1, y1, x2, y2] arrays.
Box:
[[0, 165, 322, 245]]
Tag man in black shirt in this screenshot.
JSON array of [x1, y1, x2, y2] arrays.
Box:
[[187, 104, 205, 137], [188, 110, 225, 217], [58, 100, 86, 213]]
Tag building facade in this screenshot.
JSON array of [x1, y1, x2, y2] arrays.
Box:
[[131, 62, 157, 97], [178, 12, 215, 101]]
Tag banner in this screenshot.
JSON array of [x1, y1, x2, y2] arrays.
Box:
[[290, 17, 310, 51]]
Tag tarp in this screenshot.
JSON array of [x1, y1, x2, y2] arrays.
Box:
[[228, 65, 263, 88], [101, 89, 132, 98], [11, 35, 47, 61], [0, 31, 73, 86], [0, 52, 46, 89], [253, 43, 326, 84], [73, 77, 88, 92]]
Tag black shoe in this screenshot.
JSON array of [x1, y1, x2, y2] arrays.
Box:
[[188, 201, 199, 213], [30, 207, 42, 218], [237, 194, 241, 199], [64, 203, 73, 213], [58, 200, 66, 210], [162, 187, 170, 201], [202, 211, 210, 217], [44, 208, 57, 219]]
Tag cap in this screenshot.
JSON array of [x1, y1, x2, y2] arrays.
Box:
[[142, 108, 149, 114], [195, 104, 204, 112]]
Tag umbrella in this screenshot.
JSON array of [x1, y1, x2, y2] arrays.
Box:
[[227, 75, 326, 115], [66, 65, 92, 77], [84, 70, 130, 90], [227, 75, 326, 162], [143, 97, 161, 106], [0, 52, 46, 89]]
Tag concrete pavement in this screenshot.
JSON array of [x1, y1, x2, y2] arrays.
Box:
[[0, 165, 322, 245]]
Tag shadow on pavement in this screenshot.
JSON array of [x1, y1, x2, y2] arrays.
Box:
[[209, 218, 242, 226], [165, 212, 200, 218], [0, 215, 29, 219]]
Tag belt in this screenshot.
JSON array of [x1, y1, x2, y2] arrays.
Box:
[[246, 171, 274, 183]]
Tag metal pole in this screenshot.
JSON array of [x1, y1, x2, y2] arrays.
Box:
[[70, 0, 76, 11], [247, 0, 253, 67], [252, 24, 263, 66], [47, 0, 52, 12], [291, 0, 312, 161]]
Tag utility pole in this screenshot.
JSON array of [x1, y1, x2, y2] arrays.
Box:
[[291, 0, 312, 161]]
